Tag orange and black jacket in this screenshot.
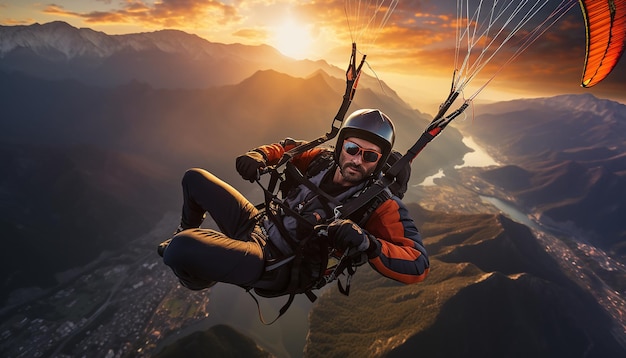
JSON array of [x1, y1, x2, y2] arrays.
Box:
[[255, 140, 429, 284]]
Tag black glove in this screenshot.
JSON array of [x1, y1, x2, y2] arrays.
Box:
[[236, 151, 266, 182], [327, 219, 372, 254]]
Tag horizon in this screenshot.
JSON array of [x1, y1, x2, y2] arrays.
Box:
[[1, 1, 625, 111]]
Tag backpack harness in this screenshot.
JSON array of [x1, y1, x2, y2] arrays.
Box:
[[247, 149, 407, 325]]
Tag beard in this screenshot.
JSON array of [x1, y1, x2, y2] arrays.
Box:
[[339, 161, 369, 183]]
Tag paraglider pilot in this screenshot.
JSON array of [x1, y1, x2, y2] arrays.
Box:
[[158, 109, 429, 297]]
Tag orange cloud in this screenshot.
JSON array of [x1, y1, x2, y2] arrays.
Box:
[[43, 0, 241, 29], [0, 18, 37, 26], [232, 28, 269, 42], [374, 4, 593, 94], [290, 1, 450, 55]]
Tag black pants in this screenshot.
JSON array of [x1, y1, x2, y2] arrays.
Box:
[[162, 168, 288, 291]]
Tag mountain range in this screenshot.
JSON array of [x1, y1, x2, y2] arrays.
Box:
[[0, 20, 316, 89], [0, 20, 404, 101], [1, 21, 625, 357]]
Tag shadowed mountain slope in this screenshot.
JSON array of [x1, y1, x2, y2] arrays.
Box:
[[0, 141, 178, 303], [305, 204, 625, 357], [153, 324, 271, 358], [386, 271, 619, 358]]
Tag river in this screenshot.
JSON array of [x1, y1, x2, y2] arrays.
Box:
[[420, 136, 499, 186]]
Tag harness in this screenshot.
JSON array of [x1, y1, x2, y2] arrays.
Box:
[[248, 150, 401, 324]]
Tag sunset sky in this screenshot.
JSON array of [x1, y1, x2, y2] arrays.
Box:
[[2, 0, 625, 110]]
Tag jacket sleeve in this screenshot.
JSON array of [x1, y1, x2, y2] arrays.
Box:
[[254, 139, 323, 171], [363, 197, 429, 284]]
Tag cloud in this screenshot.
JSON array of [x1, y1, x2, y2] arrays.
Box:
[[286, 2, 455, 59], [0, 18, 37, 26], [232, 27, 269, 42], [291, 0, 626, 101], [359, 3, 593, 93], [43, 0, 242, 29]]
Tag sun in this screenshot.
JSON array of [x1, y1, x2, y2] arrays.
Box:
[[272, 18, 313, 60]]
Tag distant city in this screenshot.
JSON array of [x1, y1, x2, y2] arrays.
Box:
[[0, 231, 211, 358]]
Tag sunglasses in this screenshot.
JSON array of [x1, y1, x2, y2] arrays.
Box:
[[342, 140, 382, 163]]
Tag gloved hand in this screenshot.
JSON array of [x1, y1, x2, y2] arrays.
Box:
[[236, 151, 266, 182], [326, 219, 372, 254]]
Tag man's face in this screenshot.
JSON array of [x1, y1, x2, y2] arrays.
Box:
[[337, 136, 382, 184]]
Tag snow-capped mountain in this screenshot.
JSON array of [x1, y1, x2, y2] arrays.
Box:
[[0, 20, 279, 60], [475, 93, 626, 121], [0, 21, 333, 88], [541, 93, 626, 119]]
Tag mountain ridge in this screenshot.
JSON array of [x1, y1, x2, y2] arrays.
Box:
[[473, 93, 626, 119], [0, 20, 281, 61], [0, 21, 405, 101]]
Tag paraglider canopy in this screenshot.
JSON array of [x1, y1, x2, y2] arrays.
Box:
[[448, 0, 626, 102], [579, 0, 626, 87]]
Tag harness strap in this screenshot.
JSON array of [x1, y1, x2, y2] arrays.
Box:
[[355, 189, 391, 227], [247, 289, 296, 325], [337, 264, 357, 296], [337, 178, 389, 219], [284, 162, 342, 206], [264, 255, 295, 271], [263, 202, 297, 252], [259, 167, 317, 253]]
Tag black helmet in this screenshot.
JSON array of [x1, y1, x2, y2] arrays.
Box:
[[334, 109, 396, 175]]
